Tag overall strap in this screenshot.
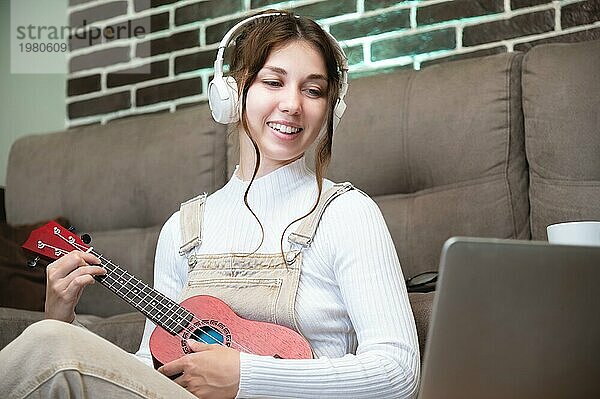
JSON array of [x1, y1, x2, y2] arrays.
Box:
[[179, 193, 208, 255], [288, 182, 355, 248]]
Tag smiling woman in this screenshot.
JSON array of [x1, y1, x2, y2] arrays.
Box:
[[0, 9, 420, 399]]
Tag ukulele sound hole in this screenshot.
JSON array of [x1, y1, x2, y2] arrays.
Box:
[[190, 326, 224, 345]]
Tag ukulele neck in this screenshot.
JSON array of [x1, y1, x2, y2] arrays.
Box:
[[95, 258, 193, 336]]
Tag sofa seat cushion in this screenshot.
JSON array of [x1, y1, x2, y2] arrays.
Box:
[[522, 39, 600, 239], [76, 225, 162, 317]]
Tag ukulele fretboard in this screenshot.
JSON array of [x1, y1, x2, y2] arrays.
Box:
[[95, 258, 194, 336]]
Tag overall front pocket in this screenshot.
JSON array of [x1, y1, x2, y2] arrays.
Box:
[[185, 277, 283, 325]]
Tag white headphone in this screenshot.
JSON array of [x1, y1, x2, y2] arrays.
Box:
[[207, 13, 349, 133]]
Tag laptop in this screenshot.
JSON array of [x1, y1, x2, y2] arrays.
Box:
[[419, 237, 600, 399]]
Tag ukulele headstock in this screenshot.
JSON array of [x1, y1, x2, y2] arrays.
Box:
[[22, 220, 91, 261]]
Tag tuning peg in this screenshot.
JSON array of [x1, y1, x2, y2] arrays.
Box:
[[81, 233, 92, 245], [27, 256, 40, 268]]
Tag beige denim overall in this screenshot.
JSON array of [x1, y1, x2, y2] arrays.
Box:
[[177, 182, 355, 337]]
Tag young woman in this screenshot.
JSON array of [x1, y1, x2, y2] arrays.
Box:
[[0, 10, 419, 399]]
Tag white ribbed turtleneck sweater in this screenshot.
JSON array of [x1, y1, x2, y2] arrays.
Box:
[[135, 157, 420, 398]]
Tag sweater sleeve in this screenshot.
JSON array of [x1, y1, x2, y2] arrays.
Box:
[[135, 212, 188, 367], [236, 191, 420, 398]]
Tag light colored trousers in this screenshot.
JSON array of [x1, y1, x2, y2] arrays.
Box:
[[0, 319, 195, 398]]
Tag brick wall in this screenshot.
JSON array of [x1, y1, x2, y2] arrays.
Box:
[[66, 0, 600, 127]]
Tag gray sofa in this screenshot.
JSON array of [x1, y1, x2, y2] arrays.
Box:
[[1, 38, 599, 359]]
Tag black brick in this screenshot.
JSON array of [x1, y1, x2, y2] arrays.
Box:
[[107, 60, 169, 88], [68, 92, 131, 119], [68, 74, 101, 96], [175, 0, 242, 26], [514, 27, 600, 51], [69, 46, 130, 73], [418, 0, 504, 25], [463, 9, 554, 47], [330, 9, 410, 41], [511, 0, 552, 10], [175, 50, 216, 74], [371, 28, 456, 61], [136, 78, 202, 106], [70, 1, 128, 27], [345, 45, 364, 66], [134, 0, 178, 12], [137, 29, 199, 58], [150, 12, 170, 32], [420, 46, 507, 68], [562, 0, 600, 29], [292, 0, 356, 20]]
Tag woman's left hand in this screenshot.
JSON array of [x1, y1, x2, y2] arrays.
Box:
[[158, 340, 240, 399]]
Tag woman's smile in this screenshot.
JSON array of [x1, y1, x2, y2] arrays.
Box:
[[267, 120, 304, 140]]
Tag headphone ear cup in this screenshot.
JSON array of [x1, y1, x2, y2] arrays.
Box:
[[208, 76, 239, 124]]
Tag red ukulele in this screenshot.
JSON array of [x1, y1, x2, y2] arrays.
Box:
[[23, 220, 313, 368]]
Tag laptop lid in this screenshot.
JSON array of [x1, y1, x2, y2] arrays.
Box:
[[419, 237, 600, 399]]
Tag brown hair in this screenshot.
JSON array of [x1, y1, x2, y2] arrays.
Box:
[[227, 10, 346, 262]]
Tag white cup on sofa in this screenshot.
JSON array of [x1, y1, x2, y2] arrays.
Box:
[[547, 221, 600, 247]]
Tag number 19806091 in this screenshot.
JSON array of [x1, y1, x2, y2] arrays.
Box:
[[19, 42, 68, 52]]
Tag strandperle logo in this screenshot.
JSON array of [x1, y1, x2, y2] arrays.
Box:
[[10, 0, 150, 74], [16, 19, 147, 46]]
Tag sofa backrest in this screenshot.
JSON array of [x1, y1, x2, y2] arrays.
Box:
[[522, 39, 600, 240], [6, 104, 227, 231], [322, 52, 531, 279]]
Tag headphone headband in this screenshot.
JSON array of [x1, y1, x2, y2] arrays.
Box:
[[208, 12, 349, 131]]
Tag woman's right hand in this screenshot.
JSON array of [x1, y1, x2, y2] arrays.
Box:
[[45, 250, 106, 323]]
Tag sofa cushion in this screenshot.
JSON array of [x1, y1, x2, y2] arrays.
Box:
[[323, 52, 530, 278], [522, 39, 600, 239], [6, 104, 228, 233], [76, 225, 161, 317]]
